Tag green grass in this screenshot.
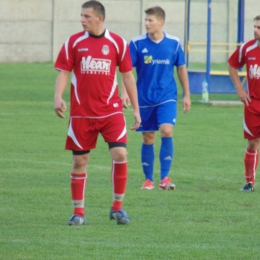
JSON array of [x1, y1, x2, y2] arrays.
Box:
[[0, 63, 260, 259]]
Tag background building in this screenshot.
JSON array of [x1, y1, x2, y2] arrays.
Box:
[[0, 0, 259, 63]]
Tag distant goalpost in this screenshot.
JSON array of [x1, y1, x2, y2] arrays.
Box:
[[184, 0, 247, 97]]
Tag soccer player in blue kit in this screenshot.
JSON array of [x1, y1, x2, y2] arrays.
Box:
[[122, 6, 191, 190]]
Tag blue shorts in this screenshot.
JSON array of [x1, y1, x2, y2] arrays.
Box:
[[137, 101, 177, 132]]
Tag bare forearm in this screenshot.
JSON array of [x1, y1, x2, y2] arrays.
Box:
[[122, 72, 139, 111], [54, 70, 70, 118], [228, 64, 251, 105], [177, 66, 190, 97], [54, 70, 70, 98], [121, 71, 141, 129], [228, 65, 243, 91], [121, 78, 127, 96]]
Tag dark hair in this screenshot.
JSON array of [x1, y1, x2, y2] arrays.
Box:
[[254, 15, 260, 21], [82, 1, 105, 20], [145, 6, 165, 21]]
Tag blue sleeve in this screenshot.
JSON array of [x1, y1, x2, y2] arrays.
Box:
[[174, 44, 186, 67], [129, 41, 137, 67]]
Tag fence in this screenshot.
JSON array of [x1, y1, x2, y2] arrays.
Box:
[[0, 0, 259, 62]]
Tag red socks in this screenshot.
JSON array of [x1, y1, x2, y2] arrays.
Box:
[[111, 161, 127, 211], [70, 161, 127, 215], [70, 173, 87, 217], [244, 149, 258, 184]]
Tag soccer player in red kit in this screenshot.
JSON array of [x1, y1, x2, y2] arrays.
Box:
[[228, 15, 260, 191], [54, 0, 141, 224]]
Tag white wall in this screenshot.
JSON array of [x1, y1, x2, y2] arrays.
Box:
[[0, 0, 259, 63]]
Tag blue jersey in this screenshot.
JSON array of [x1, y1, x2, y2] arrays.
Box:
[[129, 33, 185, 106]]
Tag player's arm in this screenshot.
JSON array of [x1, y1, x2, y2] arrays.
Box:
[[177, 65, 191, 113], [228, 64, 251, 105], [54, 70, 70, 118], [121, 40, 137, 109], [121, 71, 141, 130], [121, 77, 131, 109]]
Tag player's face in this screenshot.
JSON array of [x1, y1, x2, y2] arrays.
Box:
[[80, 8, 101, 34], [253, 20, 260, 43], [145, 15, 164, 34]]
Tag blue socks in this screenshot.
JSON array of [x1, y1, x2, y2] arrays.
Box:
[[159, 137, 174, 180], [141, 143, 155, 181], [141, 138, 174, 181]]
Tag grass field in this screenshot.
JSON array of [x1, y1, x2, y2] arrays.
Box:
[[0, 63, 260, 259]]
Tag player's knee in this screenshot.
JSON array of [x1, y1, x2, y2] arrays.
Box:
[[248, 138, 260, 150], [160, 127, 173, 137], [114, 153, 127, 162], [72, 154, 89, 170], [110, 147, 127, 161], [159, 124, 173, 137], [161, 130, 172, 137], [142, 132, 155, 144]]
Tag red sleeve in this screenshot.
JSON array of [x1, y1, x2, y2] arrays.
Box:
[[54, 38, 74, 72], [119, 44, 133, 73], [228, 46, 245, 69]]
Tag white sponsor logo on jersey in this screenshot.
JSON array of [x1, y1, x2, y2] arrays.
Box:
[[142, 48, 148, 53], [144, 56, 170, 65], [78, 48, 89, 52], [81, 56, 111, 74], [249, 64, 260, 79], [152, 59, 170, 65], [102, 45, 110, 55]]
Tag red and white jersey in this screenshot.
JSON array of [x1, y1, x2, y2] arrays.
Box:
[[55, 29, 132, 118], [228, 39, 260, 99]]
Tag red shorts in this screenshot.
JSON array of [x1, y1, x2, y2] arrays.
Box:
[[244, 98, 260, 139], [65, 113, 127, 151]]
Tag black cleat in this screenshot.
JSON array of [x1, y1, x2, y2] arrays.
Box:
[[240, 183, 254, 192]]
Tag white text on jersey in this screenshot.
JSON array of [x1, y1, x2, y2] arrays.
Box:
[[144, 55, 170, 65], [81, 56, 111, 74], [78, 48, 89, 52], [249, 64, 260, 79], [152, 59, 170, 65]]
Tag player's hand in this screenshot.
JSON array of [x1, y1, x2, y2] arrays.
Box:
[[130, 111, 141, 130], [237, 88, 251, 106], [54, 97, 67, 118], [182, 96, 191, 113], [121, 92, 131, 109]]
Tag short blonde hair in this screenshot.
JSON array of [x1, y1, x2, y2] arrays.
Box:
[[145, 6, 165, 21], [253, 15, 260, 21], [82, 1, 105, 20]]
